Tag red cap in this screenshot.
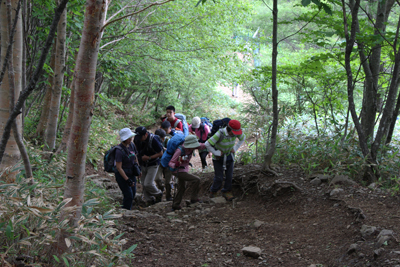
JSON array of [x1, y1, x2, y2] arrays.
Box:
[[228, 120, 242, 135]]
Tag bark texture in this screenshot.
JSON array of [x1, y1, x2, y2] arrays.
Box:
[[0, 0, 23, 181], [44, 1, 67, 153], [63, 0, 108, 224]]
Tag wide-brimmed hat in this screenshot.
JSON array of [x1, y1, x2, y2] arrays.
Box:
[[120, 128, 135, 142], [228, 120, 242, 135], [134, 126, 147, 137], [184, 135, 200, 148], [191, 117, 201, 129]]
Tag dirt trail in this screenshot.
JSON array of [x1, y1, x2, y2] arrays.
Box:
[[92, 164, 400, 267]]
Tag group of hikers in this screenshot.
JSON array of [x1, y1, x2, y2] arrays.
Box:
[[109, 105, 246, 211]]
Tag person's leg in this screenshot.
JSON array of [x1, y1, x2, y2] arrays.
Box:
[[140, 166, 151, 202], [142, 165, 162, 201], [172, 172, 186, 209], [221, 160, 234, 193], [115, 172, 134, 210], [163, 167, 173, 201], [154, 165, 165, 192], [210, 159, 224, 193], [178, 172, 200, 201], [199, 151, 208, 169]]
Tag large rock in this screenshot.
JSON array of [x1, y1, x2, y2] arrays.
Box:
[[242, 246, 261, 258], [360, 225, 377, 237], [376, 229, 394, 247]]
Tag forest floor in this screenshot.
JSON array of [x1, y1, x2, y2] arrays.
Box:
[[90, 157, 400, 267]]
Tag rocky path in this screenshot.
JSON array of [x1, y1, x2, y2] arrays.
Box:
[[91, 164, 400, 266]]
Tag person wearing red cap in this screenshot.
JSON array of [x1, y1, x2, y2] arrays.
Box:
[[205, 119, 245, 201]]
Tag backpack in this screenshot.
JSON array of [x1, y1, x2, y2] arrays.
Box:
[[174, 113, 189, 137], [200, 117, 213, 128], [104, 145, 123, 173], [160, 134, 186, 168], [209, 117, 231, 139]]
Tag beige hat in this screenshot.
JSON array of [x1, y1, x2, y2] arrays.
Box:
[[184, 135, 200, 148], [191, 117, 201, 129]]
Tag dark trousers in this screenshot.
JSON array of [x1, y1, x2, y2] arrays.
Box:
[[199, 151, 208, 169], [115, 172, 136, 210], [210, 159, 234, 193], [172, 172, 200, 208]]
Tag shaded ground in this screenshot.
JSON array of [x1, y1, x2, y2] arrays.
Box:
[[94, 163, 400, 267]]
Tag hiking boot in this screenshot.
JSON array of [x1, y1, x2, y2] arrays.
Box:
[[172, 205, 181, 211], [166, 197, 173, 202], [222, 191, 234, 201], [155, 193, 163, 203], [146, 198, 156, 207], [209, 191, 218, 198]]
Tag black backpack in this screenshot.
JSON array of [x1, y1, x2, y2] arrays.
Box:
[[208, 117, 231, 139], [104, 145, 123, 173]]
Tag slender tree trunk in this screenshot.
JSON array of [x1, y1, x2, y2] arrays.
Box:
[[0, 0, 23, 182], [56, 78, 74, 154], [262, 0, 279, 175], [0, 0, 69, 169], [35, 42, 56, 140], [44, 1, 67, 153], [63, 0, 108, 226]]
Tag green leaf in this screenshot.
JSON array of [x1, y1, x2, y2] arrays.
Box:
[[53, 255, 60, 263], [302, 0, 311, 6]]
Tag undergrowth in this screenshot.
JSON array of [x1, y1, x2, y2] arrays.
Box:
[[238, 113, 400, 194]]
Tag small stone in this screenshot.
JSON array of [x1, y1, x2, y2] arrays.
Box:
[[253, 219, 264, 228], [171, 219, 183, 223], [310, 178, 322, 186], [210, 197, 227, 204], [347, 243, 358, 254], [330, 188, 344, 197], [242, 246, 262, 258], [166, 212, 176, 216], [374, 248, 384, 258], [188, 225, 195, 230]]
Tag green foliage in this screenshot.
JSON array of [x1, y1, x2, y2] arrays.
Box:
[[0, 178, 134, 266]]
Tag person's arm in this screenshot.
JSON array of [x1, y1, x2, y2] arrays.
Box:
[[176, 121, 183, 130], [116, 162, 129, 181], [205, 141, 221, 156], [233, 134, 246, 153], [168, 149, 181, 169]]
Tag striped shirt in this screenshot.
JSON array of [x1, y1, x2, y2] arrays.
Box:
[[207, 128, 245, 159]]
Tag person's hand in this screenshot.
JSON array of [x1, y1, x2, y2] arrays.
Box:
[[142, 155, 150, 161], [126, 178, 135, 187], [208, 152, 212, 158]]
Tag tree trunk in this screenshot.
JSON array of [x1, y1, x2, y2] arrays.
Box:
[[0, 0, 69, 167], [44, 1, 67, 154], [262, 0, 279, 175], [63, 0, 108, 225], [359, 0, 395, 143], [0, 0, 23, 182], [35, 41, 56, 140]]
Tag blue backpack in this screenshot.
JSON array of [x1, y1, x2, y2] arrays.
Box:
[[200, 117, 213, 128], [174, 113, 189, 136], [160, 133, 186, 168]]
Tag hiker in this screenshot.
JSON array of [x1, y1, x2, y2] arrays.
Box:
[[115, 128, 139, 210], [134, 126, 164, 205], [189, 116, 211, 169], [168, 135, 205, 210], [163, 105, 183, 131], [205, 119, 246, 201], [154, 128, 173, 201]]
